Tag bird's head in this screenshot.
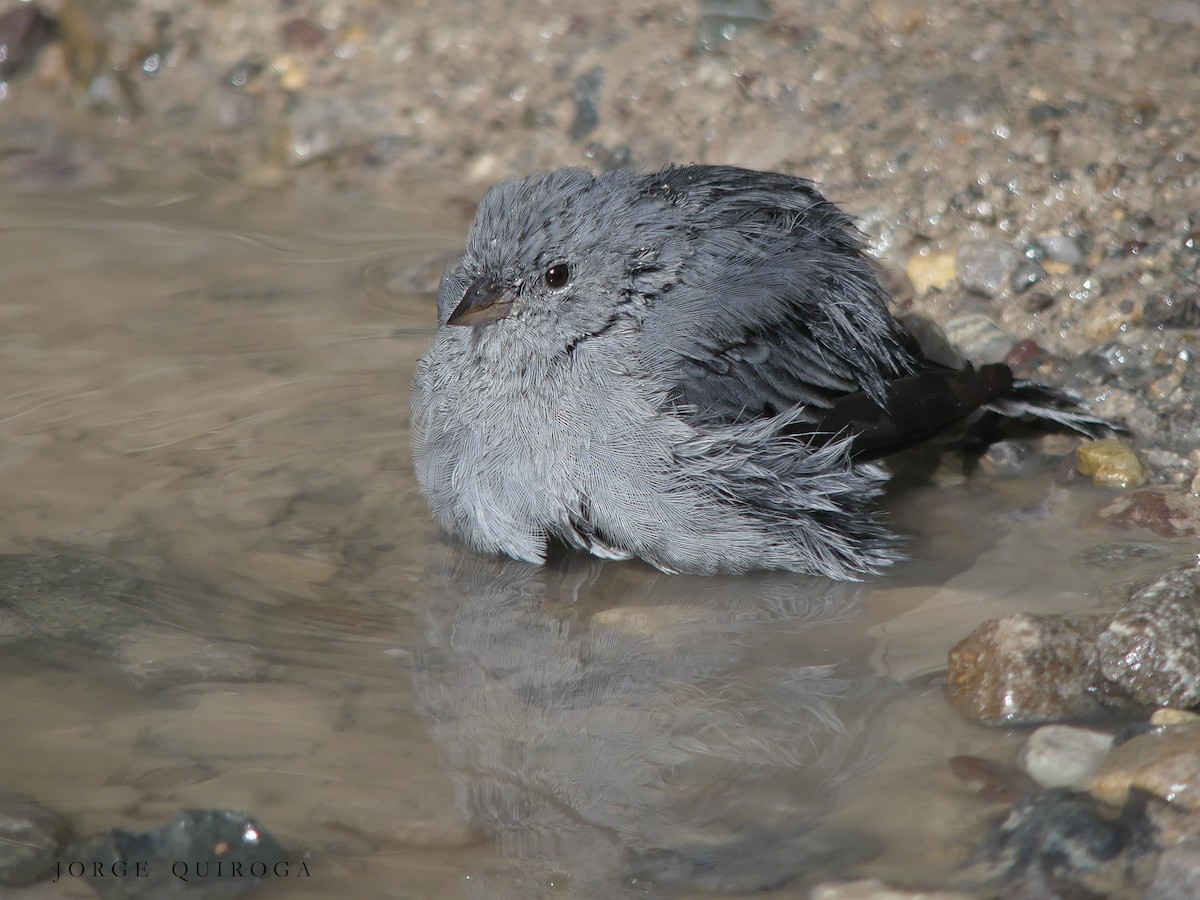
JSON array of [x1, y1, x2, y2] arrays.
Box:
[[436, 168, 681, 352]]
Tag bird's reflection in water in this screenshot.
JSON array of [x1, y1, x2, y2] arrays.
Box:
[[413, 549, 896, 897]]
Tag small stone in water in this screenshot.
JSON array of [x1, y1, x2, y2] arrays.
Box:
[[1089, 722, 1200, 811], [1077, 439, 1145, 488], [945, 613, 1105, 725], [955, 240, 1020, 297], [1019, 725, 1114, 790]]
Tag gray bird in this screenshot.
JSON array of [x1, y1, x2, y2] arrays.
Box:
[[411, 165, 1117, 578]]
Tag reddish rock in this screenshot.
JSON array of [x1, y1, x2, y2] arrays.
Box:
[[1098, 489, 1200, 538], [280, 17, 325, 50], [946, 613, 1109, 725]]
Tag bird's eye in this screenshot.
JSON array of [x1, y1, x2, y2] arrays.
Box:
[[544, 263, 571, 290]]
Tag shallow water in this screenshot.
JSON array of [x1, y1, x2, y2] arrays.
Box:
[[0, 181, 1190, 899]]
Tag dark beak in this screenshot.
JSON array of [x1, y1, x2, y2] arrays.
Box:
[[446, 277, 513, 327]]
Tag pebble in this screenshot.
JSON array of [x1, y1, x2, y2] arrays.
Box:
[[72, 808, 287, 899], [945, 613, 1105, 725], [1144, 293, 1200, 329], [810, 879, 975, 900], [1076, 439, 1146, 488], [1009, 258, 1045, 293], [568, 66, 604, 142], [977, 440, 1054, 478], [955, 241, 1020, 297], [280, 17, 326, 50], [1098, 566, 1200, 708], [905, 250, 957, 294], [1018, 725, 1114, 790], [1035, 234, 1086, 267], [0, 791, 69, 886], [1098, 489, 1200, 538], [0, 3, 55, 78], [948, 755, 1038, 803], [1151, 708, 1200, 727], [941, 314, 1016, 366], [1089, 721, 1200, 810]]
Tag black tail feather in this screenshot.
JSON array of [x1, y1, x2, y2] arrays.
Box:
[[986, 379, 1127, 441]]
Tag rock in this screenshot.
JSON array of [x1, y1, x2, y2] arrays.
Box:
[[1143, 293, 1200, 329], [1077, 439, 1146, 488], [280, 17, 325, 50], [949, 755, 1038, 803], [945, 614, 1106, 725], [568, 66, 604, 142], [1146, 838, 1200, 900], [0, 553, 143, 646], [1090, 722, 1200, 811], [1151, 709, 1200, 727], [906, 250, 957, 295], [966, 788, 1157, 892], [977, 440, 1055, 478], [1019, 725, 1114, 790], [810, 879, 975, 899], [1098, 489, 1200, 538], [1009, 259, 1045, 294], [0, 791, 70, 886], [1034, 234, 1086, 267], [942, 314, 1015, 366], [695, 0, 773, 52], [115, 625, 269, 690], [1098, 567, 1200, 709], [70, 809, 288, 900], [955, 241, 1020, 297], [0, 4, 55, 79]]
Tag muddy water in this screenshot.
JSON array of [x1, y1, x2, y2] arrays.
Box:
[[0, 182, 1188, 899]]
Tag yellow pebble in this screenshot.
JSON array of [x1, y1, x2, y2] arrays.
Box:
[[1077, 439, 1145, 488], [906, 250, 957, 295], [1150, 708, 1200, 727]]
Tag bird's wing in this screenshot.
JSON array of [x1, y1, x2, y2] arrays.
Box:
[[634, 165, 919, 425]]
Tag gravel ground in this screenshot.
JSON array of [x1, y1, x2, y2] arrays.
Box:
[[4, 0, 1197, 482]]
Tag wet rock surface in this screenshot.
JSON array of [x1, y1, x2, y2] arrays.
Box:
[[1098, 567, 1200, 709], [70, 808, 289, 900], [1089, 722, 1200, 812], [947, 563, 1200, 725], [963, 788, 1159, 897], [1018, 725, 1114, 791], [0, 791, 70, 886], [945, 613, 1107, 725]]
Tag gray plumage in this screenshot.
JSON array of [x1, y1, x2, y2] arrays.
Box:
[[411, 165, 1118, 578]]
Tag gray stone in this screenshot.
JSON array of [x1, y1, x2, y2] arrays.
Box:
[[942, 314, 1016, 366], [1098, 566, 1200, 708], [1019, 725, 1114, 790], [1035, 234, 1086, 267], [955, 241, 1020, 297]]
